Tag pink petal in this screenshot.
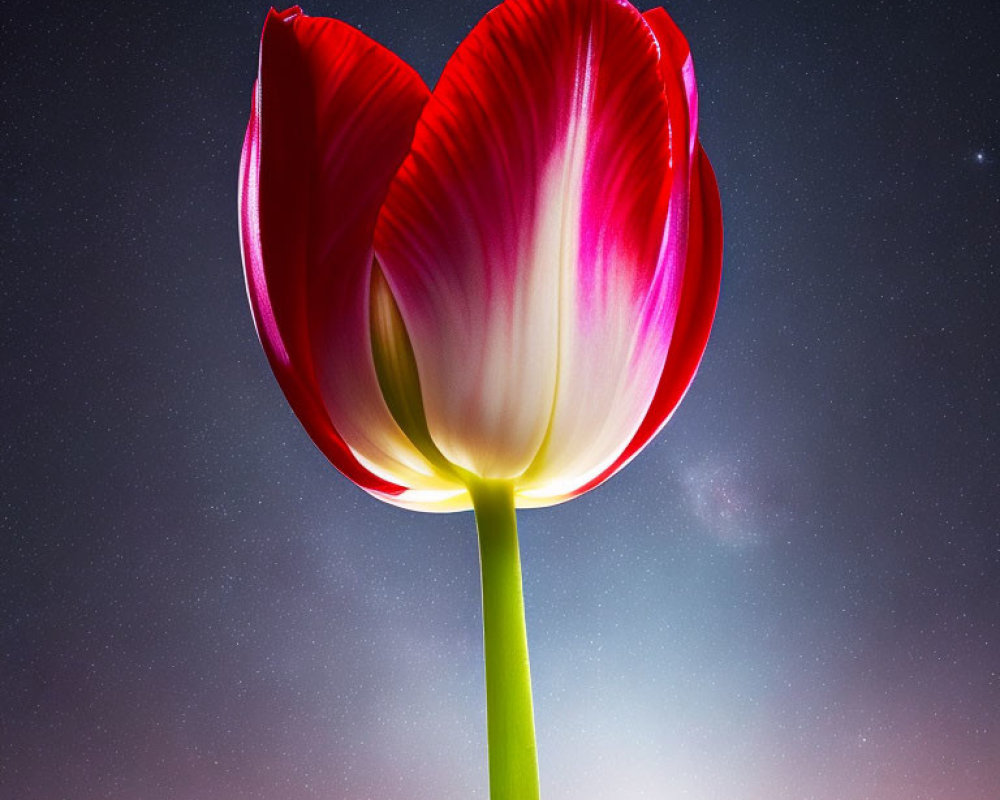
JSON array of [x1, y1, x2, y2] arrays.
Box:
[[240, 7, 464, 506], [566, 144, 724, 503], [375, 0, 677, 483], [518, 6, 721, 505]]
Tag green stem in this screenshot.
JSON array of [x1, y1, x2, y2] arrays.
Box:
[[469, 479, 540, 800]]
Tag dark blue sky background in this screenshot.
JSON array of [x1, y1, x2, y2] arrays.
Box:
[[3, 1, 998, 798]]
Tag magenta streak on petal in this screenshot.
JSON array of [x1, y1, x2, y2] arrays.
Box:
[[564, 34, 595, 313], [634, 116, 689, 364], [630, 6, 699, 395], [683, 54, 698, 156], [632, 13, 694, 370], [239, 82, 289, 368], [563, 144, 723, 503]]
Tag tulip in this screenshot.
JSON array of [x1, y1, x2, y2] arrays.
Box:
[[239, 0, 721, 797]]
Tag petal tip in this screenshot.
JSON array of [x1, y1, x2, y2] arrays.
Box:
[[269, 6, 303, 23]]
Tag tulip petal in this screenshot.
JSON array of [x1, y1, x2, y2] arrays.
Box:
[[376, 0, 676, 483], [516, 6, 693, 498], [240, 7, 465, 506], [513, 2, 701, 499], [559, 144, 724, 504], [517, 7, 720, 505], [556, 8, 722, 501]]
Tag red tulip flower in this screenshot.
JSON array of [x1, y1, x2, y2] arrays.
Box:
[[239, 0, 721, 796]]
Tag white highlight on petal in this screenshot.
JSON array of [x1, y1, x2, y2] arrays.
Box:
[[348, 437, 458, 490], [518, 35, 680, 501], [408, 216, 563, 480]]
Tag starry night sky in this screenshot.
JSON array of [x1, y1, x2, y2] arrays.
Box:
[[3, 1, 998, 798]]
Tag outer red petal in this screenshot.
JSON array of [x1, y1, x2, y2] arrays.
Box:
[[571, 143, 723, 500], [566, 8, 721, 499], [239, 8, 436, 498]]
